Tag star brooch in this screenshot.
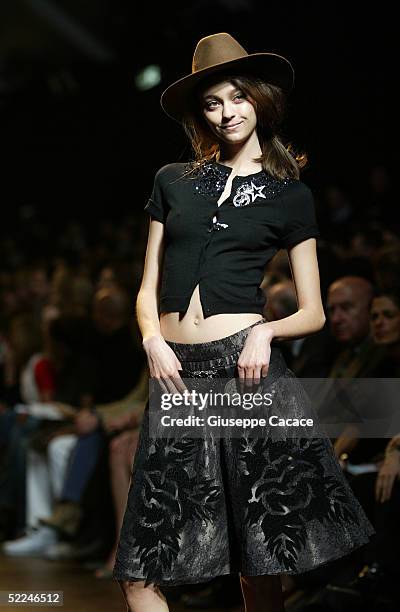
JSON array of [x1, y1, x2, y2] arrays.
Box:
[[233, 182, 267, 207]]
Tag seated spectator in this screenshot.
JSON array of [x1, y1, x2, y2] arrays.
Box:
[[369, 288, 400, 373], [314, 276, 392, 427], [38, 364, 148, 571], [33, 286, 144, 538], [333, 287, 400, 464], [327, 434, 400, 599], [280, 276, 394, 599], [0, 311, 58, 536], [1, 315, 97, 552]]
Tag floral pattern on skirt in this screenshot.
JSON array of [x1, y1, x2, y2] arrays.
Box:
[[113, 336, 375, 587]]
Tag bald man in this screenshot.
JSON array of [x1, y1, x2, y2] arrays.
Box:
[[327, 277, 374, 349], [316, 276, 393, 461]]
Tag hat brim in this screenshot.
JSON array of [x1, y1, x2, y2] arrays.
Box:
[[160, 53, 295, 123]]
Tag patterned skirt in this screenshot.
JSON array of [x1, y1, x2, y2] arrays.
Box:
[[112, 319, 375, 587]]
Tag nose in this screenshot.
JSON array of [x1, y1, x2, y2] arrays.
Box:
[[372, 313, 384, 327], [328, 308, 340, 323], [221, 101, 237, 121]]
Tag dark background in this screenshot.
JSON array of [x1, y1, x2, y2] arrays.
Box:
[[0, 1, 395, 243], [0, 7, 398, 603]]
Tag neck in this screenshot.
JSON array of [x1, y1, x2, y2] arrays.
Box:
[[218, 131, 263, 174]]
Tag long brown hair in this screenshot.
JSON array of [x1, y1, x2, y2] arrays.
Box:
[[182, 73, 307, 180]]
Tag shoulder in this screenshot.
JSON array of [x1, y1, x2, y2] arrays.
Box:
[[277, 175, 320, 246], [279, 178, 316, 211], [280, 178, 313, 199], [258, 172, 313, 204], [153, 162, 190, 187]]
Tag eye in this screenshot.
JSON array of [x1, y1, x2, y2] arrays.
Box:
[[204, 100, 218, 111], [384, 310, 397, 319], [234, 93, 245, 101]]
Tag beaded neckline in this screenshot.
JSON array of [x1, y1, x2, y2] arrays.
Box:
[[185, 159, 296, 204]]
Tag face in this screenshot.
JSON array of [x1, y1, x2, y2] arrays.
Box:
[[326, 284, 371, 344], [199, 80, 257, 145], [370, 296, 400, 345]]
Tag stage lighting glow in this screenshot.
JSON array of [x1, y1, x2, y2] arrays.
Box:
[[134, 65, 161, 91]]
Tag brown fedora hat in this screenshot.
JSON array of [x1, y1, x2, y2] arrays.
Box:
[[160, 32, 295, 123]]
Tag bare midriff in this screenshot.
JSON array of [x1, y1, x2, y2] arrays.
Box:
[[159, 170, 264, 343]]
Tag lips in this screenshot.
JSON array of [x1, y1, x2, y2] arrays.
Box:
[[221, 122, 243, 130]]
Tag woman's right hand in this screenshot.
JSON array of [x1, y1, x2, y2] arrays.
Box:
[[375, 451, 400, 503], [143, 334, 188, 395]]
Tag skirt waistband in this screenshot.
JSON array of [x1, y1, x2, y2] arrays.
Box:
[[164, 318, 266, 361], [164, 318, 287, 378]]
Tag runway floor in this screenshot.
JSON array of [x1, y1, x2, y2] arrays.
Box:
[[0, 555, 244, 611]]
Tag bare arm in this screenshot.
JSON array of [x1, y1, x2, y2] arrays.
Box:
[[238, 238, 325, 381], [136, 219, 165, 342], [260, 238, 326, 343], [136, 218, 187, 394]]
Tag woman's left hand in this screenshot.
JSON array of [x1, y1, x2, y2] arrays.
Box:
[[237, 324, 274, 390]]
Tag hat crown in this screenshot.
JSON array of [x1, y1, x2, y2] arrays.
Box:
[[161, 32, 294, 123], [192, 33, 248, 73]]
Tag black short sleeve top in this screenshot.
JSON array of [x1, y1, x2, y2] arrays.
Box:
[[144, 160, 320, 319]]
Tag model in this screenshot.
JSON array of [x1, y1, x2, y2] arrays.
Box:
[[112, 32, 375, 612]]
